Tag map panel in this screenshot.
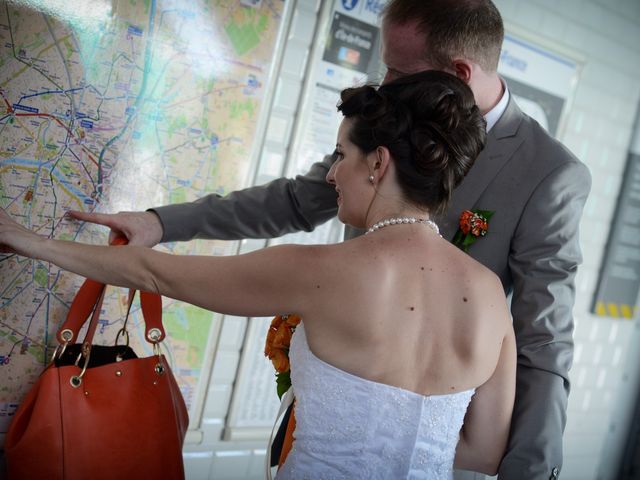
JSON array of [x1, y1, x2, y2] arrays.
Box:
[[0, 0, 285, 432]]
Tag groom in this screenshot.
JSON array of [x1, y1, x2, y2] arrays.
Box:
[[72, 0, 591, 478]]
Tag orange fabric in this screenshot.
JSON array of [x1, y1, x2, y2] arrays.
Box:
[[278, 407, 297, 467]]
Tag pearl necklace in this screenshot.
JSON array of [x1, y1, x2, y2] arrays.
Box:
[[365, 217, 441, 236]]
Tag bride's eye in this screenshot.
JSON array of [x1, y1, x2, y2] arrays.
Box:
[[333, 149, 344, 162]]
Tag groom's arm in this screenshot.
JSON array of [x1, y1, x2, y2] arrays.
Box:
[[499, 159, 591, 479], [153, 155, 338, 242]]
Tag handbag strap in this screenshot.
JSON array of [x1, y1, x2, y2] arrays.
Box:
[[139, 290, 165, 343], [80, 285, 108, 351], [56, 278, 105, 344], [55, 237, 166, 346]]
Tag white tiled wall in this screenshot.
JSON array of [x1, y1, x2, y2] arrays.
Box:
[[494, 1, 640, 479], [184, 1, 640, 479]]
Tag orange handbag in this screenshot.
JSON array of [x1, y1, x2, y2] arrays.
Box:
[[4, 250, 188, 479]]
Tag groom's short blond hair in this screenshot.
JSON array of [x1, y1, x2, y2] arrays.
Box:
[[382, 0, 504, 72]]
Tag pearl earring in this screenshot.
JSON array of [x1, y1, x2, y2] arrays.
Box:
[[368, 175, 374, 184]]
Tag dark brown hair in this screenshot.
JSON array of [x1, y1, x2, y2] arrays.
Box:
[[338, 70, 486, 215], [382, 0, 504, 72]]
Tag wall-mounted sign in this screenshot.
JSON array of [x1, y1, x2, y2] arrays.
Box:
[[322, 11, 378, 73], [593, 146, 640, 319], [498, 33, 579, 137]]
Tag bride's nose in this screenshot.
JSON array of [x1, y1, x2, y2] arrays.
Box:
[[326, 162, 337, 185]]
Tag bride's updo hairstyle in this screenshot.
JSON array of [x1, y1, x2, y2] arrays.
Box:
[[337, 70, 486, 214]]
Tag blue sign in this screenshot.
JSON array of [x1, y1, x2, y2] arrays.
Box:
[[341, 0, 358, 11], [365, 0, 385, 15]]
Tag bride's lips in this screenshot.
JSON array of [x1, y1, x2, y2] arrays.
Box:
[[335, 188, 342, 204]]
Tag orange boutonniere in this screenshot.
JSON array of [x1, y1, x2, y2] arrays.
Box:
[[452, 209, 494, 252], [264, 314, 301, 399]]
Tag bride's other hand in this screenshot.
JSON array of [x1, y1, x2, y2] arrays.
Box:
[[0, 208, 46, 257]]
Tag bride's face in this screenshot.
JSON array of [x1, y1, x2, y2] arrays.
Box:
[[326, 118, 373, 229]]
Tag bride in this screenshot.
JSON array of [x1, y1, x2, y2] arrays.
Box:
[[0, 70, 515, 479]]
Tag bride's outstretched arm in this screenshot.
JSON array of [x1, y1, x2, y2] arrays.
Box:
[[0, 208, 325, 317]]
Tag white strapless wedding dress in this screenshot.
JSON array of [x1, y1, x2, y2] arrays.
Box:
[[276, 324, 475, 480]]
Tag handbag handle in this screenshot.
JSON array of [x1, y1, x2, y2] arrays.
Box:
[[55, 237, 166, 346]]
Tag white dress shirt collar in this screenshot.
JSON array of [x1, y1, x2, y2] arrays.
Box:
[[484, 80, 510, 132]]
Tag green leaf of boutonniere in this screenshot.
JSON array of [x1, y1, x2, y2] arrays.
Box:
[[276, 370, 291, 399]]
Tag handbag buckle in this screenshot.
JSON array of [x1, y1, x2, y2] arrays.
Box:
[[49, 329, 75, 365], [147, 328, 162, 342], [49, 345, 61, 365], [60, 329, 73, 342], [70, 344, 92, 388], [114, 327, 130, 347], [153, 342, 166, 375]]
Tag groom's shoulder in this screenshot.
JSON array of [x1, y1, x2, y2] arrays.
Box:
[[525, 114, 579, 165], [494, 107, 588, 183]]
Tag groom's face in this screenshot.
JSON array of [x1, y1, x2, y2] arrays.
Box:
[[380, 20, 435, 84]]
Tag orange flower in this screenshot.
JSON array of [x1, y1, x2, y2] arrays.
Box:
[[459, 210, 473, 235], [471, 217, 489, 236], [265, 315, 301, 368], [285, 314, 301, 327], [273, 321, 294, 349], [264, 315, 284, 357], [270, 348, 290, 373], [460, 210, 489, 237]]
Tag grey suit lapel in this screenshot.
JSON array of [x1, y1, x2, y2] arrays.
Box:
[[437, 97, 526, 240]]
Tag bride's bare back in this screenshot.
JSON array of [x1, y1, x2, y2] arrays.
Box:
[[297, 225, 511, 397]]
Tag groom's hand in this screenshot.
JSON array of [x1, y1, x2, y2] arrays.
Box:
[[66, 210, 163, 247]]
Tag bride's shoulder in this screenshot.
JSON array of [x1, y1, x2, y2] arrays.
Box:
[[466, 266, 511, 330], [439, 250, 509, 328], [265, 241, 372, 272]]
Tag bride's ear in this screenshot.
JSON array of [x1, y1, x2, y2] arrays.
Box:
[[368, 146, 392, 182]]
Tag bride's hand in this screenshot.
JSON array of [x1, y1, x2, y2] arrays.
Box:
[[0, 208, 45, 257]]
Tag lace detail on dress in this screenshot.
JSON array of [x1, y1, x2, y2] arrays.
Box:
[[276, 324, 475, 480]]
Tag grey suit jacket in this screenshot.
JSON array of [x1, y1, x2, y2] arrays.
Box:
[[154, 97, 591, 479]]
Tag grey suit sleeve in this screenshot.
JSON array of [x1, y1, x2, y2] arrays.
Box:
[[152, 155, 338, 242], [498, 161, 591, 479]]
